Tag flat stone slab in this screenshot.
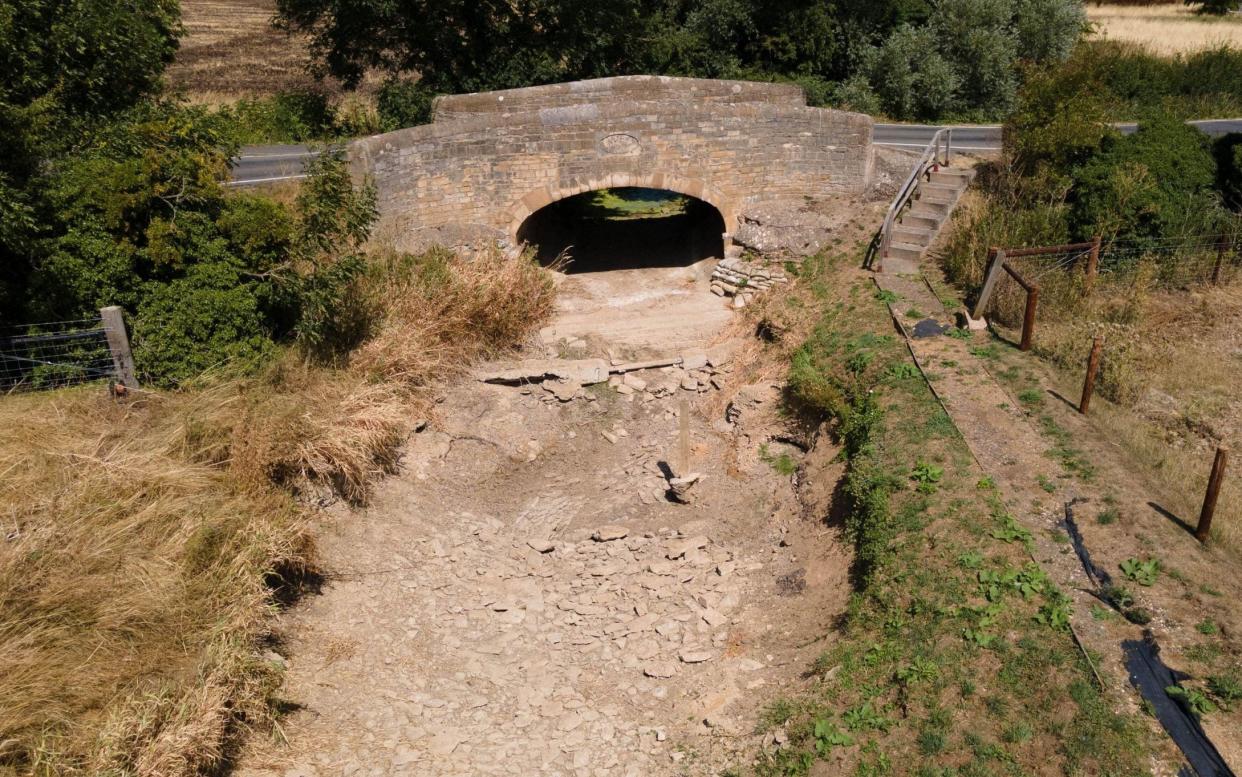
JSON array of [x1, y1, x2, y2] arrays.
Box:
[[478, 358, 609, 385]]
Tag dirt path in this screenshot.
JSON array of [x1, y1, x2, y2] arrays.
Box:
[[236, 274, 851, 777], [875, 270, 1242, 773]]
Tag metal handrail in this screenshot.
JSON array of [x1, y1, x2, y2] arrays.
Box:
[[875, 128, 952, 270]]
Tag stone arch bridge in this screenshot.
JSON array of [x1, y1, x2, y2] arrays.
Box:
[[348, 76, 875, 254]]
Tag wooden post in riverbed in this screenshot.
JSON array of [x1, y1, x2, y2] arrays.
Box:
[[1196, 446, 1229, 543], [1079, 335, 1104, 415]]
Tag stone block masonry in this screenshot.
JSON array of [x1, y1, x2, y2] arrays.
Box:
[[348, 76, 874, 254]]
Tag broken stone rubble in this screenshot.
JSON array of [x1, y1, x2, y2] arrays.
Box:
[[709, 255, 789, 300]]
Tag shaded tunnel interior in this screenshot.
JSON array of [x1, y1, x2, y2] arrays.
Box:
[[516, 188, 726, 273]]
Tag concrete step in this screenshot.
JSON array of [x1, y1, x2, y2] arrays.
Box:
[[910, 199, 952, 218], [899, 212, 942, 231], [917, 182, 961, 203], [930, 169, 974, 187], [879, 255, 920, 275], [893, 225, 933, 246], [886, 241, 925, 262]]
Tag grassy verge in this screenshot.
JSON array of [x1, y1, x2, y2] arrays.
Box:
[[732, 255, 1152, 776], [0, 248, 553, 775]]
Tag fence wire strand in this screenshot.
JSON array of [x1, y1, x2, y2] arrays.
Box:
[[1, 316, 116, 393]]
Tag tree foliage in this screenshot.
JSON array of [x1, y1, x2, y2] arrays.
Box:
[[1070, 115, 1221, 245], [274, 0, 1084, 122], [0, 0, 387, 385]]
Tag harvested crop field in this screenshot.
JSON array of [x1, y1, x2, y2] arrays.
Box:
[[168, 0, 318, 101], [1086, 3, 1242, 54]]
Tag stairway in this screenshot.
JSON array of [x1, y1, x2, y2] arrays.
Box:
[[880, 165, 975, 275]]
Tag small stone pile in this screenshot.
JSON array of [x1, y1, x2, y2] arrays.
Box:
[[602, 345, 734, 401], [710, 256, 789, 307]]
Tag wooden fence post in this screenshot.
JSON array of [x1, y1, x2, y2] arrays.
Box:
[[99, 306, 137, 388], [972, 248, 1005, 321], [1079, 335, 1104, 415], [1212, 236, 1228, 286], [1196, 445, 1229, 542], [1086, 235, 1101, 292], [1020, 285, 1039, 352]]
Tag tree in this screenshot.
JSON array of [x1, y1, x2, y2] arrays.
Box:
[[1005, 61, 1117, 175], [276, 0, 653, 93], [0, 0, 181, 325], [862, 25, 958, 120]]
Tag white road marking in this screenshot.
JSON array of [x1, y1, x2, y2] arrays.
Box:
[[225, 173, 311, 186]]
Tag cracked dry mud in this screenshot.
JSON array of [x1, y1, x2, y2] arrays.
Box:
[[238, 366, 851, 777]]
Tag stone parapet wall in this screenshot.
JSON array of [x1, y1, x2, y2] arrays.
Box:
[[432, 76, 807, 122], [349, 79, 874, 253]]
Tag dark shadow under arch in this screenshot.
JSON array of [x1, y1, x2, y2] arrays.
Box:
[[516, 188, 726, 273]]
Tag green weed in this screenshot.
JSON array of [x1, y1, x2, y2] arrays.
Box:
[[912, 460, 945, 494], [1165, 684, 1217, 718], [1119, 557, 1160, 586]]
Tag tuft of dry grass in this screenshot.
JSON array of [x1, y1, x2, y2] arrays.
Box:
[[0, 385, 313, 776], [0, 246, 554, 775], [353, 246, 557, 389], [1086, 3, 1242, 54]]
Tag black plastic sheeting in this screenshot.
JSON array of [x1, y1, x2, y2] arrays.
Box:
[[1062, 501, 1112, 589], [911, 318, 950, 338], [1065, 501, 1235, 776], [1123, 636, 1235, 777]]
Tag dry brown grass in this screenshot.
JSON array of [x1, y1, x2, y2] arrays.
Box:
[[981, 260, 1242, 554], [1086, 3, 1242, 54], [168, 0, 386, 104], [0, 383, 313, 776], [0, 247, 554, 775]]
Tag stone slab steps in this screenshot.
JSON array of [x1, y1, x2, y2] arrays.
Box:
[[880, 163, 975, 275]]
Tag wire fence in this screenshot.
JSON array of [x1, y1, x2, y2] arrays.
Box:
[[0, 316, 118, 393], [981, 233, 1242, 331]]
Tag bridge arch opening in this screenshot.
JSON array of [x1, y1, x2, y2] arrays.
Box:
[[515, 188, 726, 273]]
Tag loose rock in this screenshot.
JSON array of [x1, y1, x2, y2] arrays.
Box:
[[592, 525, 629, 542]]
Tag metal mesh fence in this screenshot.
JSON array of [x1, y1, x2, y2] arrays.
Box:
[[0, 317, 117, 393]]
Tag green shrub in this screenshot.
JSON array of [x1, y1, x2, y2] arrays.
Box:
[[133, 262, 275, 384], [1013, 0, 1088, 63], [930, 0, 1020, 120], [863, 25, 959, 120], [225, 91, 336, 144], [1055, 41, 1242, 120], [1005, 61, 1117, 175], [1216, 133, 1242, 211], [1070, 113, 1220, 246], [377, 79, 437, 131]]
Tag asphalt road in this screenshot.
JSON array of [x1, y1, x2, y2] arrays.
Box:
[[228, 119, 1242, 186], [227, 144, 321, 186]]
